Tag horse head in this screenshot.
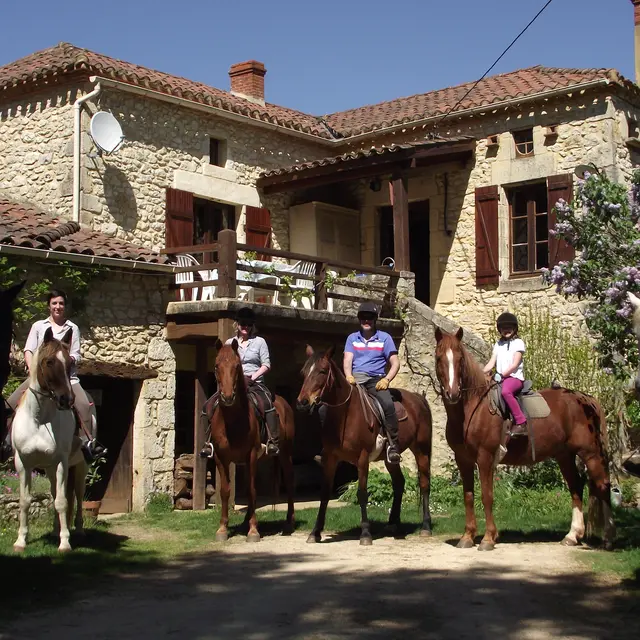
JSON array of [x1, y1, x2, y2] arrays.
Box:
[[35, 327, 74, 410], [434, 326, 466, 404], [214, 338, 243, 406], [297, 344, 335, 412]]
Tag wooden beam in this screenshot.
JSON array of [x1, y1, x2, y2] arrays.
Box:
[[391, 176, 410, 272], [192, 346, 208, 511], [217, 229, 237, 298], [165, 321, 219, 341]]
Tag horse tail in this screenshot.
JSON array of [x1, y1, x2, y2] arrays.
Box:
[[585, 399, 613, 541], [272, 455, 280, 513]]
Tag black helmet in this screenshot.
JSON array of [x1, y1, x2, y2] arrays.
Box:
[[357, 302, 379, 318], [496, 312, 518, 331], [236, 307, 256, 324]]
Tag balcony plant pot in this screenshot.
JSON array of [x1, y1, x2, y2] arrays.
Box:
[[82, 500, 102, 521]]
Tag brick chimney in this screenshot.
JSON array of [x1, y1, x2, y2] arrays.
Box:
[[633, 0, 640, 85], [229, 60, 266, 105]]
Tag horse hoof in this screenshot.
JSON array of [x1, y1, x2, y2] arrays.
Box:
[[603, 540, 614, 551], [58, 545, 72, 554], [360, 536, 373, 546], [477, 541, 495, 552], [306, 533, 321, 544], [246, 532, 261, 543], [562, 536, 578, 547], [456, 538, 475, 549], [215, 531, 229, 542], [419, 529, 433, 538], [13, 544, 25, 553], [282, 522, 295, 536]]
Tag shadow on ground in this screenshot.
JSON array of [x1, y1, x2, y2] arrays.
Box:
[[0, 522, 638, 640]]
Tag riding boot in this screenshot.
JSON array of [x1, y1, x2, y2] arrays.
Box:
[[80, 437, 107, 464], [1, 414, 14, 462], [385, 414, 401, 464], [265, 408, 280, 457], [509, 421, 528, 437]]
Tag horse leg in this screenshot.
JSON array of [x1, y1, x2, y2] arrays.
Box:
[[556, 454, 585, 546], [246, 449, 260, 542], [581, 453, 616, 550], [477, 449, 498, 551], [215, 457, 232, 542], [416, 450, 433, 537], [357, 451, 372, 546], [280, 447, 295, 535], [307, 452, 337, 543], [13, 455, 31, 552], [54, 460, 72, 553], [46, 468, 60, 536], [74, 461, 87, 536], [455, 454, 477, 549], [384, 459, 404, 536]]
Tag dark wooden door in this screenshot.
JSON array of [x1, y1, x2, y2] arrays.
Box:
[[409, 200, 430, 305], [82, 376, 137, 513]]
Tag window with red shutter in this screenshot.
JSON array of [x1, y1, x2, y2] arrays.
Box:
[[245, 206, 272, 261], [165, 188, 194, 250], [475, 186, 500, 286], [547, 174, 575, 266]]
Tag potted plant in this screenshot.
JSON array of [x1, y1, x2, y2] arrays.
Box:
[[82, 454, 106, 520]]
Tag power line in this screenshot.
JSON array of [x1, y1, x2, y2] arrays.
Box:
[[434, 0, 556, 131]]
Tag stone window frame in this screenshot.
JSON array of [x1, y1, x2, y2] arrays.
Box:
[[209, 137, 227, 167], [513, 128, 534, 158]]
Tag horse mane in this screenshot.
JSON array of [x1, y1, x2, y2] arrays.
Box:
[[632, 304, 640, 338], [436, 333, 489, 400]]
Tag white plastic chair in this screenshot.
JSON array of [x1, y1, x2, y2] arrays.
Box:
[[175, 254, 216, 301]]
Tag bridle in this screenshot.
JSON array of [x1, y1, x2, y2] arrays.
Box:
[[435, 351, 494, 405], [29, 355, 73, 409], [310, 360, 353, 409], [216, 360, 241, 407]]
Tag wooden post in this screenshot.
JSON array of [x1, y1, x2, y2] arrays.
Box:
[[391, 175, 410, 272], [214, 317, 236, 508], [217, 229, 237, 298], [314, 261, 328, 310], [192, 345, 208, 511]]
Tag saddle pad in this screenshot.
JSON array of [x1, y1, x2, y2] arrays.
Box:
[[521, 393, 550, 419], [394, 401, 408, 422]]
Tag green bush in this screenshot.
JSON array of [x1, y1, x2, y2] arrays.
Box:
[[339, 467, 419, 508], [145, 492, 174, 515]]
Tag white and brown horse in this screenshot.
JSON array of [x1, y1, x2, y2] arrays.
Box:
[[12, 327, 87, 553]]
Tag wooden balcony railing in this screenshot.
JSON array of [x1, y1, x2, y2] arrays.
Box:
[[160, 229, 402, 316]]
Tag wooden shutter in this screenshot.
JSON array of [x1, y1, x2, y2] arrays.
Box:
[[475, 186, 500, 286], [245, 206, 271, 261], [165, 188, 194, 250], [547, 175, 575, 266]]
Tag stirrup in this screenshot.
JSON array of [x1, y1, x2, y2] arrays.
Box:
[[199, 442, 215, 459], [386, 445, 401, 464], [508, 423, 528, 437], [266, 441, 279, 457]]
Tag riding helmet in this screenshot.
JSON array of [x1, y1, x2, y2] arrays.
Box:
[[236, 307, 256, 324], [496, 312, 518, 331], [357, 302, 379, 318]]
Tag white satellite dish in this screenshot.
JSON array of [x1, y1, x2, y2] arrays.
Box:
[[89, 111, 125, 154]]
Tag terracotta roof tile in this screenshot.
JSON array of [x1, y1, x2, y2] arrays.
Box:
[[323, 66, 631, 137], [0, 197, 170, 264], [1, 44, 634, 141], [0, 43, 332, 139]]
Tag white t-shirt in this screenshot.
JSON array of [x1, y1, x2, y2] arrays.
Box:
[[493, 338, 525, 381]]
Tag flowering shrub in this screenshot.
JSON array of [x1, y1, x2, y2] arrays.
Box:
[[543, 169, 640, 379]]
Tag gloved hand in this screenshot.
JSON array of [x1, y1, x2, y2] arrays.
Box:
[[346, 374, 357, 385], [493, 372, 504, 383], [375, 377, 390, 391]]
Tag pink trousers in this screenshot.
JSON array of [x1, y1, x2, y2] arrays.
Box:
[[501, 377, 526, 425]]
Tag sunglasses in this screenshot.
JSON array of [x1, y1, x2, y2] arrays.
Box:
[[358, 314, 376, 322], [238, 321, 254, 328]]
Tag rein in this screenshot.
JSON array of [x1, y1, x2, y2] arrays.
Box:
[[317, 363, 353, 408]]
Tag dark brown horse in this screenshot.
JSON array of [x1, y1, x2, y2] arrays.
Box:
[[1, 281, 25, 454], [434, 327, 615, 551], [297, 345, 433, 545], [206, 339, 295, 542]]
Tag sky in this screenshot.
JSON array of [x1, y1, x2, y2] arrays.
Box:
[[0, 0, 635, 115]]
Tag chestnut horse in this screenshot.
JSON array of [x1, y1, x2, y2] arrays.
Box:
[[1, 281, 25, 453], [206, 339, 295, 542], [435, 327, 615, 551], [297, 345, 433, 545]]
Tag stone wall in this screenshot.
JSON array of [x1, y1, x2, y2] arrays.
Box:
[[7, 257, 174, 510], [0, 492, 52, 522]]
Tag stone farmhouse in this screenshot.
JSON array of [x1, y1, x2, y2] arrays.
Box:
[[2, 5, 640, 510]]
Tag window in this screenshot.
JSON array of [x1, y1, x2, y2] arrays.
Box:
[[508, 183, 548, 274], [628, 117, 639, 139], [193, 197, 235, 244], [209, 138, 226, 167], [513, 128, 534, 157]]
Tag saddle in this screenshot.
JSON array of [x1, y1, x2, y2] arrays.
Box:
[[489, 380, 551, 421], [489, 380, 550, 463], [355, 385, 408, 434]]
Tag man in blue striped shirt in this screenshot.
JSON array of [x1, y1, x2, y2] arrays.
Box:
[[344, 302, 401, 463]]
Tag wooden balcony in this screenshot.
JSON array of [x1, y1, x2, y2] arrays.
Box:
[[162, 229, 405, 342]]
